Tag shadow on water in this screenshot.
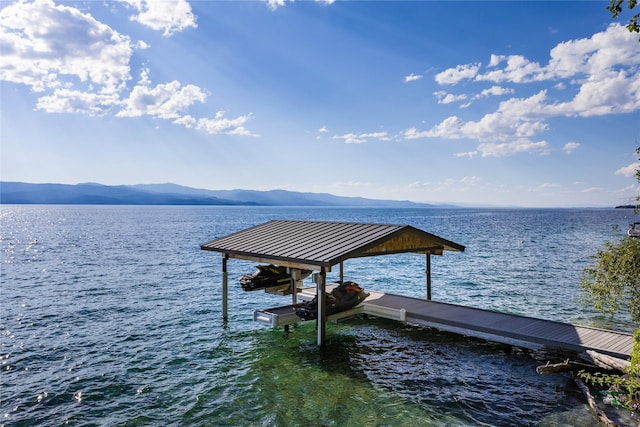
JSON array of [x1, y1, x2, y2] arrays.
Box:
[[183, 316, 606, 427]]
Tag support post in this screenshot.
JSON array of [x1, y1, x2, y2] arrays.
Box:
[[290, 268, 299, 304], [426, 252, 432, 301], [339, 262, 344, 283], [222, 254, 229, 320], [317, 268, 327, 347]]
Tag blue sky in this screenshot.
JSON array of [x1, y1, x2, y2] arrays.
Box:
[[1, 0, 639, 207]]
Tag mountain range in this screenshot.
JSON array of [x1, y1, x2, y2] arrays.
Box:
[[0, 182, 443, 208]]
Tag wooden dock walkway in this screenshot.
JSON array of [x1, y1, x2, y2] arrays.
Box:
[[258, 287, 634, 361]]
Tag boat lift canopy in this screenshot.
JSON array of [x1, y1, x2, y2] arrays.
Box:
[[201, 219, 465, 346]]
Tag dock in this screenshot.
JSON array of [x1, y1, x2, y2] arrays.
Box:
[[202, 219, 632, 357], [255, 286, 633, 360]]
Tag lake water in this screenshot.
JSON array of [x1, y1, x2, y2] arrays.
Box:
[[2, 205, 639, 426]]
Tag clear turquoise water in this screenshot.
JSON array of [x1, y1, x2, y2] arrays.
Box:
[[2, 205, 638, 426]]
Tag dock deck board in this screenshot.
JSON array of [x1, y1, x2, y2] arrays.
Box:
[[291, 287, 633, 360]]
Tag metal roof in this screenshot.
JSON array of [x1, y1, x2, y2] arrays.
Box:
[[200, 220, 464, 270]]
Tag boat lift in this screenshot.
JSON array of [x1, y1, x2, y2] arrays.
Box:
[[201, 219, 465, 347]]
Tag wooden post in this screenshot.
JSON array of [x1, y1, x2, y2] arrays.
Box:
[[339, 262, 344, 283], [317, 268, 327, 347], [426, 252, 432, 300], [222, 254, 228, 321]]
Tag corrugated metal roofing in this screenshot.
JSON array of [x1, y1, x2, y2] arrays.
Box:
[[200, 220, 464, 270]]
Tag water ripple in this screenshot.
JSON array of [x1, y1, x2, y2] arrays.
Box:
[[1, 206, 637, 426]]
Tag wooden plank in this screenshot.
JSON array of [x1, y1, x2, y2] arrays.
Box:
[[608, 339, 634, 354], [574, 328, 606, 344], [584, 331, 624, 348], [286, 288, 633, 358], [588, 333, 629, 351], [600, 336, 633, 353]]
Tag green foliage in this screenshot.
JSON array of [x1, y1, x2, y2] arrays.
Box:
[[608, 0, 640, 40], [578, 146, 640, 408], [578, 328, 640, 408], [581, 237, 640, 321]]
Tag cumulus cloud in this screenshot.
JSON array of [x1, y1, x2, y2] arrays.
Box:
[[333, 132, 391, 144], [0, 0, 253, 136], [433, 91, 467, 104], [445, 27, 640, 87], [36, 89, 121, 115], [453, 151, 478, 158], [405, 73, 423, 83], [266, 0, 287, 10], [118, 0, 197, 36], [563, 142, 580, 154], [476, 55, 545, 83], [118, 79, 253, 135], [195, 112, 254, 136], [266, 0, 334, 10], [407, 90, 549, 146], [476, 140, 550, 157], [474, 85, 514, 98], [118, 81, 207, 119], [0, 0, 134, 93], [409, 24, 639, 157], [434, 63, 480, 85], [616, 162, 640, 178]]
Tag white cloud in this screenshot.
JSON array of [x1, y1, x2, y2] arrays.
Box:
[[405, 73, 423, 83], [318, 126, 328, 133], [453, 151, 477, 158], [434, 63, 480, 85], [117, 80, 207, 119], [267, 0, 335, 10], [476, 140, 550, 157], [563, 142, 580, 154], [119, 0, 197, 36], [433, 91, 467, 105], [0, 0, 254, 137], [0, 0, 134, 93], [195, 112, 254, 136], [547, 70, 640, 117], [450, 25, 640, 86], [360, 132, 391, 141], [418, 24, 640, 154], [36, 89, 121, 115], [410, 25, 639, 158], [334, 133, 365, 144], [488, 54, 505, 67], [474, 85, 514, 98], [476, 55, 544, 83], [333, 132, 390, 144], [441, 25, 640, 115], [409, 91, 550, 144], [266, 0, 287, 10], [117, 79, 253, 135], [616, 162, 640, 178], [545, 24, 640, 80]]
